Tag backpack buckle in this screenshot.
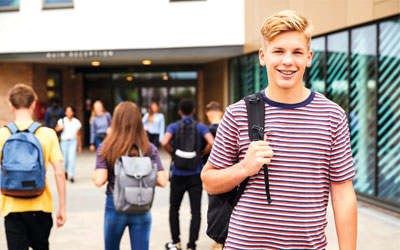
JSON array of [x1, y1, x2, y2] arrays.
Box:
[[249, 96, 260, 103], [134, 173, 141, 178], [251, 125, 264, 141]]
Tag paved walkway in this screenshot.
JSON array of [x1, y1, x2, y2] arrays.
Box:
[[0, 149, 399, 249]]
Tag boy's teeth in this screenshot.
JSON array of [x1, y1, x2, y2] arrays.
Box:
[[279, 70, 294, 75]]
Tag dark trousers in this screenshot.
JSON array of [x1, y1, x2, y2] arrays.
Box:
[[169, 174, 202, 249], [4, 211, 53, 250], [147, 132, 160, 147]]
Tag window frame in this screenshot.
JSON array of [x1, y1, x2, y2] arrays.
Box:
[[0, 0, 19, 12], [42, 0, 73, 10]]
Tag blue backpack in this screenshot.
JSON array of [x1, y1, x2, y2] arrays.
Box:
[[1, 122, 46, 198]]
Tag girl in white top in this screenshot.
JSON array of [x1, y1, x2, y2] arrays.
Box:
[[55, 106, 82, 183]]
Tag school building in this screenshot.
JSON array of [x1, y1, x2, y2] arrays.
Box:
[[0, 0, 398, 212]]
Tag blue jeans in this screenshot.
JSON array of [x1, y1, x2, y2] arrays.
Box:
[[104, 194, 152, 250], [94, 134, 106, 149], [60, 139, 77, 177]]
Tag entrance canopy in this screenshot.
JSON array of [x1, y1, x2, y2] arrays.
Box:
[[0, 45, 243, 66]]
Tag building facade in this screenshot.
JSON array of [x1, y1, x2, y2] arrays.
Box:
[[0, 0, 399, 211]]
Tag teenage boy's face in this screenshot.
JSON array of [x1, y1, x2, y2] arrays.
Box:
[[259, 31, 313, 90]]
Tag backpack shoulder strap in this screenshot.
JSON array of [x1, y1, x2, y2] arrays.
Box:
[[244, 91, 272, 204], [244, 92, 265, 141], [231, 92, 266, 208], [27, 122, 42, 134], [5, 122, 18, 135]]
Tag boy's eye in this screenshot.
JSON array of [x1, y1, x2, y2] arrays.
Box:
[[274, 50, 283, 53], [294, 51, 303, 55]]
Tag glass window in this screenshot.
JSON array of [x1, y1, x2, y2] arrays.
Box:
[[350, 24, 377, 196], [141, 87, 168, 115], [229, 54, 262, 103], [308, 37, 326, 94], [327, 31, 349, 112], [229, 58, 242, 103], [114, 87, 139, 105], [84, 73, 111, 81], [111, 71, 197, 81], [46, 70, 62, 102], [43, 0, 73, 9], [377, 17, 400, 204], [168, 71, 197, 80], [0, 0, 18, 11], [168, 87, 196, 124]]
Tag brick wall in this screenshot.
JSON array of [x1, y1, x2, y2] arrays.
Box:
[[0, 63, 34, 126], [0, 63, 85, 143]]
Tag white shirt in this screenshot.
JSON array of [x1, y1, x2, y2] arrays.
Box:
[[57, 117, 82, 140]]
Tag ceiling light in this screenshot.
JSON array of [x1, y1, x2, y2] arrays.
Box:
[[142, 60, 151, 65], [162, 75, 168, 81], [126, 76, 133, 81], [91, 61, 101, 67]]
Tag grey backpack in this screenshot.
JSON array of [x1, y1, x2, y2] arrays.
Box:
[[113, 145, 157, 214]]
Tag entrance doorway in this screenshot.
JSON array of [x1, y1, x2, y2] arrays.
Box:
[[83, 71, 198, 145]]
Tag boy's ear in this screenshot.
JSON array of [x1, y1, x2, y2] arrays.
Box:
[[30, 101, 36, 111], [306, 49, 314, 68], [259, 47, 266, 67], [8, 102, 16, 112]]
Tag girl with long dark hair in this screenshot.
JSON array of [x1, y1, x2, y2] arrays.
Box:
[[93, 101, 167, 250]]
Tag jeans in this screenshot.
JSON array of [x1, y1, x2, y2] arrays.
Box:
[[5, 211, 53, 250], [60, 139, 77, 177], [169, 174, 202, 249], [94, 134, 105, 149], [104, 194, 152, 250]]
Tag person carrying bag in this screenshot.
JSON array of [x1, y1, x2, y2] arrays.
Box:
[[92, 101, 167, 250]]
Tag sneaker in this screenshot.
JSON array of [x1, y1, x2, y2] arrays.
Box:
[[165, 242, 181, 250], [187, 243, 196, 250], [70, 177, 75, 183], [211, 242, 223, 250]]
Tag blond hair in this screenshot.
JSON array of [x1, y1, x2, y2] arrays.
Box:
[[260, 10, 313, 48], [89, 100, 105, 124]]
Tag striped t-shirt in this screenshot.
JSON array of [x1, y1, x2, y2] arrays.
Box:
[[208, 90, 355, 250]]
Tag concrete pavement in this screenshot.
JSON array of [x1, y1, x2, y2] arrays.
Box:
[[0, 149, 399, 249]]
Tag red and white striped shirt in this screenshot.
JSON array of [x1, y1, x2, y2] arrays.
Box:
[[208, 90, 355, 250]]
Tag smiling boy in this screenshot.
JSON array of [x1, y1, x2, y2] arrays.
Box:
[[201, 10, 357, 250]]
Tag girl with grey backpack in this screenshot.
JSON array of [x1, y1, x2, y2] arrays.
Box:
[[93, 101, 168, 250]]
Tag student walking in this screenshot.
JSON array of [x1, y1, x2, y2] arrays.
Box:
[[55, 105, 82, 183], [92, 101, 168, 250], [0, 84, 66, 250], [44, 98, 64, 130], [89, 100, 112, 151], [202, 101, 223, 165], [201, 10, 358, 250], [142, 101, 165, 147], [161, 99, 214, 250], [203, 101, 224, 250]]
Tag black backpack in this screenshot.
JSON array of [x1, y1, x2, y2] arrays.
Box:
[[173, 120, 201, 171], [206, 92, 272, 244]]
